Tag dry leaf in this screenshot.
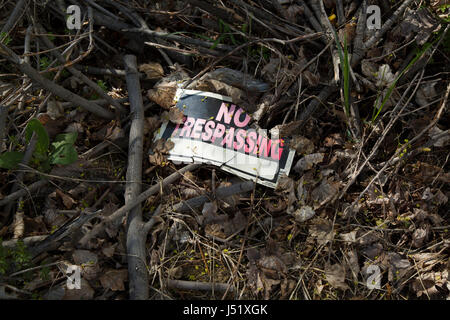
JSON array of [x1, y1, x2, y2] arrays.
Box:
[[99, 269, 128, 291], [203, 68, 269, 93], [412, 227, 428, 248], [102, 243, 117, 258], [346, 249, 360, 282], [139, 62, 164, 79], [145, 116, 161, 135], [162, 106, 185, 124], [72, 250, 100, 280], [63, 279, 94, 300], [325, 263, 349, 290], [46, 99, 64, 120], [411, 269, 448, 298], [311, 178, 339, 208], [293, 153, 324, 172], [261, 58, 281, 83], [168, 266, 184, 279], [375, 64, 395, 88], [147, 84, 177, 109], [291, 206, 315, 223], [340, 230, 357, 244], [289, 135, 314, 155], [149, 138, 175, 166], [309, 218, 335, 245], [55, 189, 76, 209]]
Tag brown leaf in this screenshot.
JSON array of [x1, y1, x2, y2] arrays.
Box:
[[168, 266, 184, 279], [261, 58, 281, 83], [99, 269, 128, 291], [310, 178, 339, 209], [289, 135, 314, 154], [162, 106, 185, 124], [147, 84, 177, 109], [46, 99, 64, 120], [55, 189, 76, 209], [149, 138, 175, 166], [324, 133, 344, 147], [345, 249, 360, 282], [63, 279, 94, 300], [285, 4, 303, 23], [195, 79, 250, 111], [308, 218, 335, 246], [145, 116, 162, 135], [325, 263, 349, 290], [411, 270, 448, 298], [291, 206, 315, 223], [293, 153, 324, 173], [72, 250, 100, 281], [412, 227, 429, 248], [139, 62, 164, 79], [102, 243, 117, 258]]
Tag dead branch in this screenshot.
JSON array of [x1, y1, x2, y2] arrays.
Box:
[[36, 24, 127, 114], [78, 163, 201, 247], [0, 42, 115, 119], [0, 105, 7, 153], [123, 54, 147, 300], [171, 180, 255, 213], [0, 0, 28, 36], [29, 210, 101, 258], [0, 179, 48, 207], [167, 279, 234, 293]]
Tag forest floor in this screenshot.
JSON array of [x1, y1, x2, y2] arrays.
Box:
[[0, 0, 449, 300]]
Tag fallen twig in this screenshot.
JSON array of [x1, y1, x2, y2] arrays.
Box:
[[1, 133, 37, 227], [170, 180, 255, 213], [29, 210, 101, 258], [0, 179, 48, 207], [0, 0, 28, 36], [0, 23, 115, 120], [0, 105, 7, 153], [37, 24, 127, 114]]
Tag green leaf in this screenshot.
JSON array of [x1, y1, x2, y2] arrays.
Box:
[[25, 119, 49, 156], [0, 151, 24, 169], [49, 144, 78, 165], [52, 132, 78, 149], [49, 132, 78, 165]]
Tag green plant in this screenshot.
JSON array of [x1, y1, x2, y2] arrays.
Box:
[[341, 35, 350, 117], [97, 79, 108, 92], [0, 31, 12, 45], [0, 239, 32, 274], [39, 56, 51, 70], [0, 119, 78, 171], [327, 23, 351, 118], [371, 40, 434, 122]]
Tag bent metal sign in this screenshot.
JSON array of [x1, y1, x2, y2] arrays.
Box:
[[154, 89, 295, 188]]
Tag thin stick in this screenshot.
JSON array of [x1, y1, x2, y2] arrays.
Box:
[[1, 133, 37, 226], [349, 82, 450, 209], [37, 24, 126, 114], [0, 38, 114, 120], [0, 0, 28, 36], [170, 180, 254, 213], [0, 105, 7, 153]]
